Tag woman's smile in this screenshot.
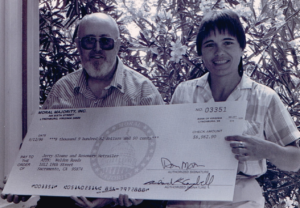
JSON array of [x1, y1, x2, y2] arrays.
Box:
[[213, 59, 230, 65]]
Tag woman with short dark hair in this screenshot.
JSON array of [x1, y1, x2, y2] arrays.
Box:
[[169, 10, 300, 208]]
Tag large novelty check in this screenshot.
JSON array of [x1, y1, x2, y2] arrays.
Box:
[[4, 102, 246, 201]]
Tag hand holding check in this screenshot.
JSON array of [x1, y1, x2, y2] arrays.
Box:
[[226, 135, 278, 162], [0, 177, 30, 204]]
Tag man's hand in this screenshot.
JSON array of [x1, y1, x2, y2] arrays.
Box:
[[71, 196, 112, 208], [116, 194, 143, 207], [1, 194, 31, 204], [1, 177, 31, 204]]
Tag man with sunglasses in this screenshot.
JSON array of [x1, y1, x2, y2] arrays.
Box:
[[42, 13, 164, 109], [2, 13, 165, 208]]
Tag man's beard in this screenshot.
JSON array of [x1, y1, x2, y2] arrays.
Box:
[[82, 59, 112, 80]]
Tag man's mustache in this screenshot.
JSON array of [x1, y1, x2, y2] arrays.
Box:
[[89, 51, 104, 58]]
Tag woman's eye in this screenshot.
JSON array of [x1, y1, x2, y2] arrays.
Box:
[[224, 41, 233, 46], [204, 43, 214, 48]]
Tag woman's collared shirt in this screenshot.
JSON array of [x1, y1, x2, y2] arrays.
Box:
[[171, 73, 300, 176]]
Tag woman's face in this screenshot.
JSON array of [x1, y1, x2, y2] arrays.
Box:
[[201, 29, 243, 78]]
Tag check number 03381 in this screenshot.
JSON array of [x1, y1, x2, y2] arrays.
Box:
[[195, 107, 227, 113]]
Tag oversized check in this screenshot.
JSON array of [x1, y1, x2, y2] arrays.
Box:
[[4, 101, 246, 201]]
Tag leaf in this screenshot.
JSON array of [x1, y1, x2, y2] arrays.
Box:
[[226, 0, 239, 6], [66, 3, 73, 18], [275, 41, 287, 62], [72, 25, 79, 42], [64, 0, 71, 8], [263, 28, 276, 39], [54, 0, 61, 9], [127, 46, 148, 51], [140, 17, 157, 31], [169, 69, 174, 79], [139, 32, 149, 45], [293, 17, 300, 26], [81, 6, 87, 17], [145, 51, 151, 64], [260, 0, 270, 15], [46, 1, 51, 11], [75, 0, 79, 15], [53, 11, 65, 19], [189, 65, 201, 78], [254, 17, 270, 27], [156, 63, 166, 73], [104, 6, 117, 12], [64, 15, 78, 28], [156, 0, 165, 13]]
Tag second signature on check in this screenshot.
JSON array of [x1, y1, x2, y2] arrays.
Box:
[[143, 174, 214, 191]]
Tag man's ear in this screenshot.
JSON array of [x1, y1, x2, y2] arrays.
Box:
[[75, 38, 82, 55], [115, 38, 121, 52], [75, 38, 79, 48]]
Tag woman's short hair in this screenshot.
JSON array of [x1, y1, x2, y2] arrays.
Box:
[[196, 10, 246, 56]]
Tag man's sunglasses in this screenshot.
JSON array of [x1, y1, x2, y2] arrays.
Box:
[[78, 36, 119, 50]]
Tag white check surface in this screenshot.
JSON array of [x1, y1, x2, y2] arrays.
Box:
[[4, 102, 246, 201]]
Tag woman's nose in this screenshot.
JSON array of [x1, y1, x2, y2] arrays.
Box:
[[215, 45, 225, 55]]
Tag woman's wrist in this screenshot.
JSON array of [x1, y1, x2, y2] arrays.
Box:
[[264, 141, 279, 162]]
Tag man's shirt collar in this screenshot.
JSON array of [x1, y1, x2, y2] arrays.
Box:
[[107, 57, 125, 93]]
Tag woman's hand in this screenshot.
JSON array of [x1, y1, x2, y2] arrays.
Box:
[[225, 135, 300, 172], [225, 135, 273, 162], [71, 195, 143, 208]]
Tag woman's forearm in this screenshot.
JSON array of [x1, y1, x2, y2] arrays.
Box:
[[267, 142, 300, 172]]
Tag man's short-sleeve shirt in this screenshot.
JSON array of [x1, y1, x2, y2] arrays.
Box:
[[42, 57, 164, 109], [171, 73, 300, 176]]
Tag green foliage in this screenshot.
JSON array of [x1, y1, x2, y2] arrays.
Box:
[[40, 0, 300, 207], [257, 161, 300, 208]]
